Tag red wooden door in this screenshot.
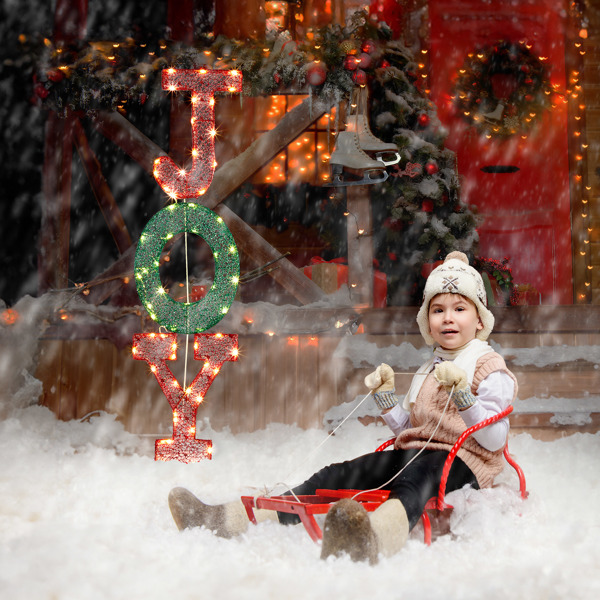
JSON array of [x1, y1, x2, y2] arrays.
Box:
[[428, 0, 572, 304]]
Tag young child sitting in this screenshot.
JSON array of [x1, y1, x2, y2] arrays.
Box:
[[168, 251, 517, 564]]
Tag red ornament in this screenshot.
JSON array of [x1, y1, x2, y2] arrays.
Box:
[[34, 83, 49, 99], [352, 69, 367, 85], [132, 332, 239, 463], [417, 113, 430, 127], [380, 59, 391, 69], [425, 160, 439, 175], [140, 93, 148, 104], [387, 252, 398, 261], [306, 62, 327, 86], [361, 40, 377, 54], [422, 199, 434, 212], [274, 72, 282, 84], [344, 55, 359, 71], [153, 69, 242, 199], [357, 52, 373, 70], [47, 69, 64, 83]]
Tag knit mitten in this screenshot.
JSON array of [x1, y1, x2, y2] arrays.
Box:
[[433, 361, 476, 411], [364, 363, 398, 410]]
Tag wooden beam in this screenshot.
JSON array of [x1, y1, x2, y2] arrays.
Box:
[[202, 96, 331, 210], [215, 204, 325, 304], [72, 119, 132, 254], [89, 111, 167, 176]]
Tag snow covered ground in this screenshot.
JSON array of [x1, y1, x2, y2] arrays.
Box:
[[1, 404, 599, 600]]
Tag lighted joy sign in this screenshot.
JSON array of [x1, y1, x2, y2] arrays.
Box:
[[134, 68, 242, 463], [153, 68, 242, 199], [134, 202, 239, 334], [132, 332, 238, 463]]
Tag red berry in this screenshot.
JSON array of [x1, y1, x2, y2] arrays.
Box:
[[425, 160, 439, 175]]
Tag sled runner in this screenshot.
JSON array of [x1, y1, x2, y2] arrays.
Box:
[[241, 405, 527, 545]]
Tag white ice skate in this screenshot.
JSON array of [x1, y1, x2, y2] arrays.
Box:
[[346, 86, 400, 167], [327, 131, 388, 187]]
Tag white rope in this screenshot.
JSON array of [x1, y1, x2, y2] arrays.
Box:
[[182, 206, 190, 390], [351, 384, 455, 502], [260, 370, 437, 498], [263, 390, 375, 497]]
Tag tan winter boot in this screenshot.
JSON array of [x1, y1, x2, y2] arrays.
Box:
[[320, 498, 409, 564], [168, 487, 276, 538]]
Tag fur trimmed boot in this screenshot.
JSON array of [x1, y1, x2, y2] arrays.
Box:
[[320, 498, 409, 564], [168, 487, 276, 538]]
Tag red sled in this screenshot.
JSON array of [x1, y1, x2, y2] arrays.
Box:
[[241, 405, 527, 545]]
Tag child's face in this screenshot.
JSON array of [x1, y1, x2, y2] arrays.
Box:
[[428, 293, 483, 350]]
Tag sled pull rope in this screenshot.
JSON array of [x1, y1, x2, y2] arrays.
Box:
[[351, 384, 454, 502], [265, 372, 432, 498], [265, 390, 374, 497]]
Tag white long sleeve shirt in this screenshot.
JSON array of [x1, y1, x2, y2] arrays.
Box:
[[381, 360, 514, 452]]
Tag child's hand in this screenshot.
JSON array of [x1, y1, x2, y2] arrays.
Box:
[[433, 362, 476, 411], [364, 363, 398, 411], [364, 364, 395, 392], [433, 362, 468, 391]]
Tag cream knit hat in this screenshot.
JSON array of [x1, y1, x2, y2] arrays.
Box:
[[416, 251, 494, 345]]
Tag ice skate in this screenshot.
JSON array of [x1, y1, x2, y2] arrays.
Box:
[[320, 498, 409, 564], [346, 86, 400, 167], [345, 115, 401, 166], [168, 487, 275, 537], [327, 131, 388, 187]]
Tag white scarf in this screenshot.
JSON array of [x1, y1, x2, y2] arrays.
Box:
[[402, 338, 493, 411]]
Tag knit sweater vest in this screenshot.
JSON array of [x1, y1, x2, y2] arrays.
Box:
[[395, 352, 518, 489]]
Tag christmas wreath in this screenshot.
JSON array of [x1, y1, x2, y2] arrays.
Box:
[[452, 41, 554, 138]]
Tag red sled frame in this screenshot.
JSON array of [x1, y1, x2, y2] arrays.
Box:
[[241, 405, 528, 545]]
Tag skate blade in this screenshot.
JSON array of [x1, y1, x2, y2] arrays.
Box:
[[375, 151, 401, 167], [325, 168, 388, 187]]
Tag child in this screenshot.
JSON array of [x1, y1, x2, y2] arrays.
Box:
[[168, 251, 517, 564]]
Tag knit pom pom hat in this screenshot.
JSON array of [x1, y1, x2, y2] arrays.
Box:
[[416, 251, 494, 346]]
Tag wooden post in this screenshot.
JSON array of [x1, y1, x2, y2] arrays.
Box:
[[38, 0, 87, 293], [39, 112, 74, 292], [346, 185, 374, 308]]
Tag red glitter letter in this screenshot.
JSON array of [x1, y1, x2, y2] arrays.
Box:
[[153, 69, 243, 199], [132, 332, 239, 462]]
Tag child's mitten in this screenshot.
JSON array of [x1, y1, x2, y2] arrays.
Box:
[[433, 361, 476, 411], [364, 363, 398, 410]]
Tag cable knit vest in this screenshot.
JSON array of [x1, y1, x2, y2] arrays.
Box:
[[395, 352, 518, 489]]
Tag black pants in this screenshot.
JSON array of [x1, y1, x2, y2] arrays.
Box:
[[280, 448, 478, 530]]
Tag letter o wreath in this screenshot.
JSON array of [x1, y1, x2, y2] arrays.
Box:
[[134, 203, 239, 334]]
